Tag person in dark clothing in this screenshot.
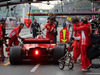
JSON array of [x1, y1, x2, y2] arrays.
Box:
[[90, 19, 97, 34], [87, 24, 100, 60], [53, 14, 58, 43], [31, 19, 40, 38], [63, 20, 66, 28]]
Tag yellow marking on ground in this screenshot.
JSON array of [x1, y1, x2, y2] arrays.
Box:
[[30, 64, 40, 72], [4, 62, 10, 66]]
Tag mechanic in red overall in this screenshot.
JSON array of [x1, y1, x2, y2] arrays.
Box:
[[73, 18, 81, 63], [8, 23, 24, 49], [0, 23, 6, 62], [73, 18, 91, 71], [42, 17, 55, 43]]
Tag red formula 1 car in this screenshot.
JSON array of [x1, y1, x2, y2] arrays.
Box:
[[9, 32, 66, 65]]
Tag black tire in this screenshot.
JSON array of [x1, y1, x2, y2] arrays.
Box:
[[59, 61, 65, 70], [9, 46, 23, 65], [57, 43, 66, 49], [57, 43, 67, 52], [53, 46, 65, 63], [68, 62, 74, 69]]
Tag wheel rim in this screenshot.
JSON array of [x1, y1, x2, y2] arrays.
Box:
[[68, 62, 73, 69], [59, 62, 64, 69]]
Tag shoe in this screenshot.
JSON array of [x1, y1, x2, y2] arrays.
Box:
[[87, 64, 91, 69], [79, 68, 88, 71]]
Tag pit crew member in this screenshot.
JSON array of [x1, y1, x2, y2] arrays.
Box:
[[8, 23, 24, 49], [73, 18, 91, 71], [42, 17, 55, 43]]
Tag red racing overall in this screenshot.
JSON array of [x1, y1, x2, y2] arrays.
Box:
[[8, 26, 21, 47], [44, 23, 55, 43], [73, 22, 82, 62], [73, 23, 91, 69]]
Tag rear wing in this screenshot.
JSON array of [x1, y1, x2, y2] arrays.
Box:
[[23, 38, 50, 44]]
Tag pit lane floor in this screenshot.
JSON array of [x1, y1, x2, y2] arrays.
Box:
[[0, 27, 100, 75]]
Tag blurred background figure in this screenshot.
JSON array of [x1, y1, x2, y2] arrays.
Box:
[[63, 20, 66, 28], [53, 14, 58, 43], [90, 19, 97, 34], [31, 19, 40, 38]]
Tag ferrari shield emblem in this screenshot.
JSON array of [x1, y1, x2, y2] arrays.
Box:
[[60, 27, 69, 43], [24, 18, 32, 28]]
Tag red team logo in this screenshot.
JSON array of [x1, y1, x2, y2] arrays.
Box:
[[60, 27, 69, 43], [24, 18, 32, 28]]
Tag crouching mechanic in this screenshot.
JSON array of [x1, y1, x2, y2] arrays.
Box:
[[42, 17, 55, 43], [8, 23, 24, 50]]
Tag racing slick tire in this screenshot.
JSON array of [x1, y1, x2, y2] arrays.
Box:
[[57, 43, 66, 49], [57, 44, 67, 52], [53, 46, 65, 64], [9, 46, 23, 65]]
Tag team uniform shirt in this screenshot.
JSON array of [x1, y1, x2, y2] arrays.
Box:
[[44, 23, 55, 43], [8, 26, 21, 46], [9, 26, 20, 40], [73, 23, 91, 46], [73, 22, 82, 40]]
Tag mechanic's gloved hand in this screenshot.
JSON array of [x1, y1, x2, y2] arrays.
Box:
[[48, 31, 51, 33], [21, 38, 24, 41]]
